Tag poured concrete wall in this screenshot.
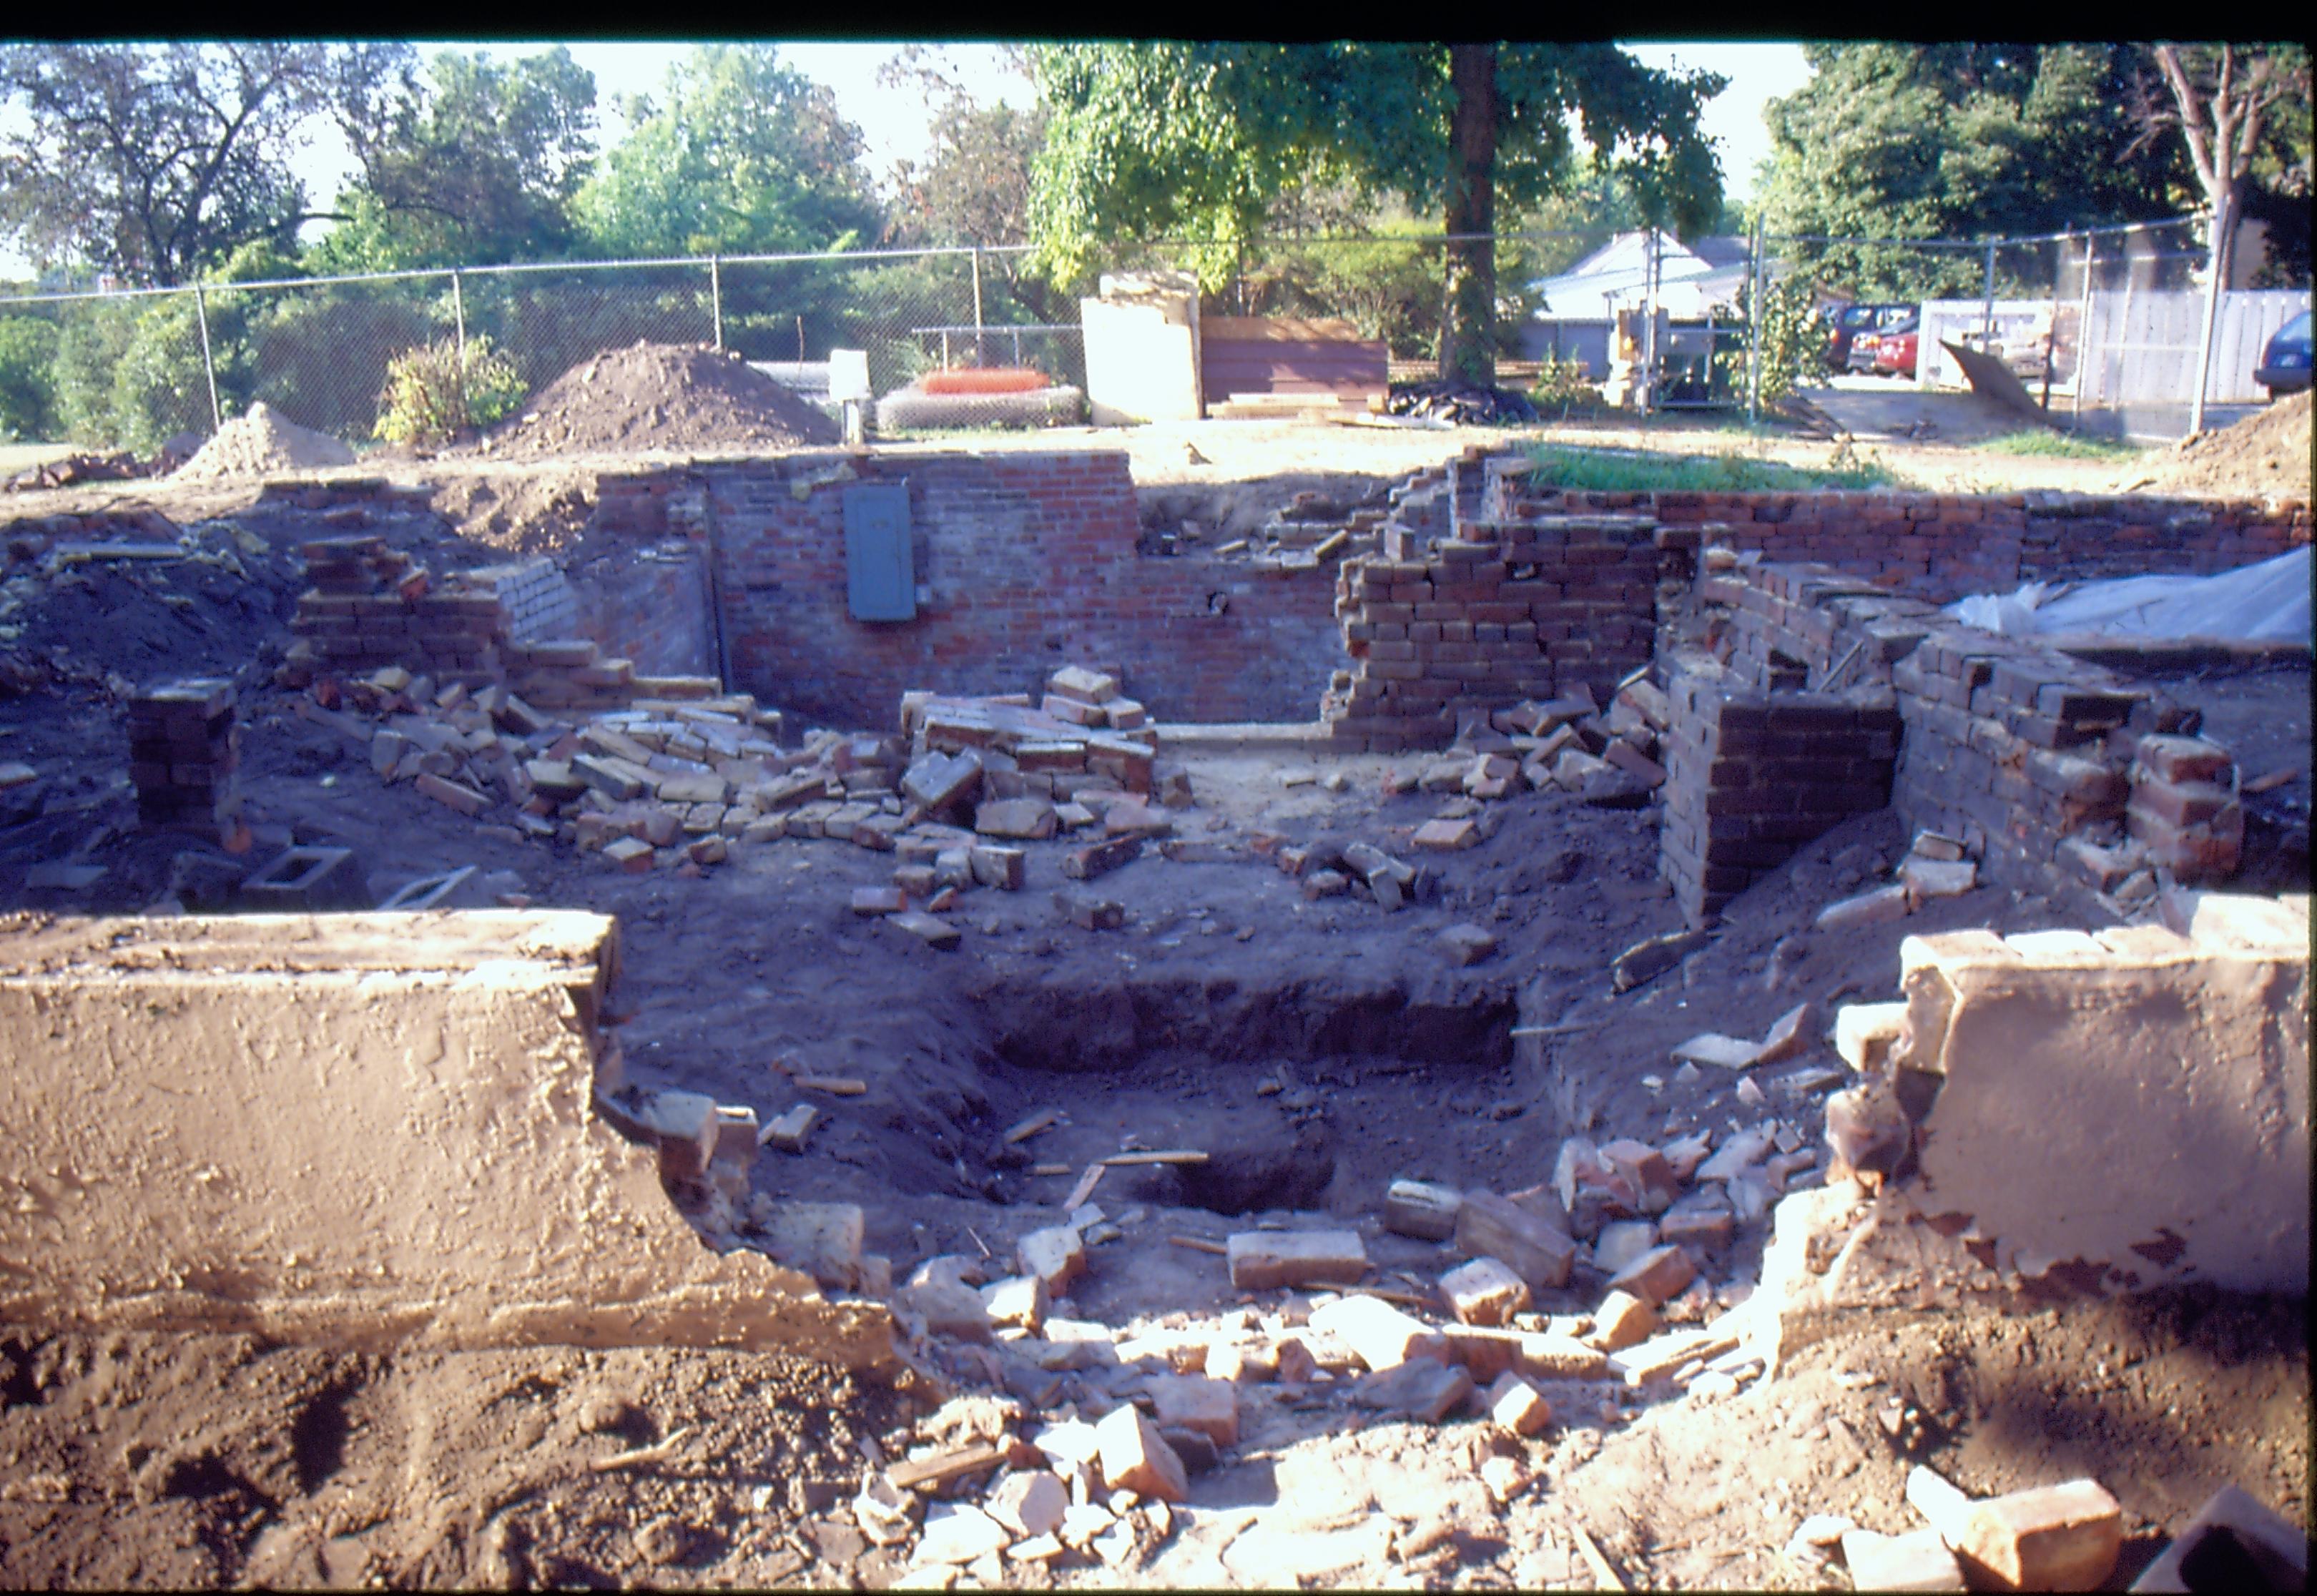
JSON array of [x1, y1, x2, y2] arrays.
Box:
[[1884, 895, 2307, 1296], [0, 911, 892, 1368]]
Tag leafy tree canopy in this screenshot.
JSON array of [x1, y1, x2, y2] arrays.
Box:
[[1755, 44, 2200, 297], [574, 44, 882, 258], [314, 46, 598, 271], [1027, 42, 1724, 289], [0, 43, 385, 286]]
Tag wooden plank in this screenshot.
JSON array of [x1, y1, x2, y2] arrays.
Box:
[[887, 1442, 1005, 1491], [1201, 315, 1364, 341]]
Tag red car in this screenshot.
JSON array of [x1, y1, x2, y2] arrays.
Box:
[[1872, 327, 1919, 379]]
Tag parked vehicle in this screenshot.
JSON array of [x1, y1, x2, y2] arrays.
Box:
[[1816, 303, 1890, 373], [1872, 326, 1920, 379], [2256, 310, 2312, 397], [1861, 309, 1920, 376]]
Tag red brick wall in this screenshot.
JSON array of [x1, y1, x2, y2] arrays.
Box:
[[1676, 557, 2235, 920], [1487, 461, 2311, 602], [689, 452, 1344, 730]]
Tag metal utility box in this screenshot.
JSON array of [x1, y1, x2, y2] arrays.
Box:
[[842, 482, 914, 621]]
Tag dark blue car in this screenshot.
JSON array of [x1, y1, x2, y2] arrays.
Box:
[[2256, 310, 2311, 397]]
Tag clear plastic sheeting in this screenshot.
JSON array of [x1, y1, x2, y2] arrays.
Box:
[[1949, 547, 2313, 645]]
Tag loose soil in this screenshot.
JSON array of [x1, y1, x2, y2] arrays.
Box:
[[172, 401, 358, 482], [468, 341, 841, 460], [0, 488, 2307, 1589], [2120, 389, 2315, 504]]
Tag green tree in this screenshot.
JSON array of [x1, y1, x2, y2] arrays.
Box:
[[1756, 44, 2197, 299], [0, 43, 401, 285], [0, 314, 59, 440], [576, 45, 882, 258], [877, 46, 1067, 331], [1025, 42, 1725, 385], [313, 46, 598, 271]]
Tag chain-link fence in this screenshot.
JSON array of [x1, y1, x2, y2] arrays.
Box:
[[1756, 215, 2310, 440], [0, 244, 1098, 453], [1, 215, 2305, 455]]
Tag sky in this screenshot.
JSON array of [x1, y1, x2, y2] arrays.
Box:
[[2, 41, 1813, 279]]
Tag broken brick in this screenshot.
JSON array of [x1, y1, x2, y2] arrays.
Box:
[[1062, 835, 1143, 880], [1225, 1230, 1368, 1292], [1309, 1293, 1449, 1371], [1455, 1191, 1576, 1291], [1589, 1290, 1658, 1352], [1092, 1404, 1185, 1503], [1440, 1257, 1531, 1326], [1411, 817, 1480, 850], [851, 885, 907, 916], [1605, 1244, 1696, 1308], [1147, 1374, 1238, 1448], [1485, 1371, 1553, 1437]]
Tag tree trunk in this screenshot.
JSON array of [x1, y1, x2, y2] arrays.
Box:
[[1440, 44, 1497, 388]]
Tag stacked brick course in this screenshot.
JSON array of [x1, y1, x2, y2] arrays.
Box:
[[1483, 458, 2311, 601], [280, 536, 509, 686], [1324, 516, 1666, 752], [1666, 552, 2240, 924], [128, 677, 238, 828], [1658, 665, 1901, 924]]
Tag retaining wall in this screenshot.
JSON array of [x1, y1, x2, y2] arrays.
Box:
[[0, 910, 893, 1366], [674, 452, 1345, 729]]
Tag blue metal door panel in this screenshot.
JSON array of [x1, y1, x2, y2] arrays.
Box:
[[843, 483, 914, 621]]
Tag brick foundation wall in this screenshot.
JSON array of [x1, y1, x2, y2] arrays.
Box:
[[1658, 663, 1901, 925], [685, 452, 1343, 730], [1485, 458, 2311, 603], [1324, 516, 1670, 752], [1668, 551, 2241, 923]]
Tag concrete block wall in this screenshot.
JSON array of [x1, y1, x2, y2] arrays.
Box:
[[1324, 515, 1667, 752], [1485, 458, 2311, 602], [463, 556, 581, 644], [1658, 660, 1902, 925]]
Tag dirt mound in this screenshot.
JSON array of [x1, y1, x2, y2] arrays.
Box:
[[172, 402, 358, 481], [2122, 390, 2313, 502], [476, 342, 840, 459]]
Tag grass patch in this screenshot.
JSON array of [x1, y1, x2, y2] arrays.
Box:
[[1979, 428, 2142, 460], [1525, 443, 1899, 494]]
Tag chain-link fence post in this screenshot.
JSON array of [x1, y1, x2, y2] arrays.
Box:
[[1746, 217, 1764, 426], [192, 284, 222, 431], [2189, 205, 2228, 435], [709, 256, 722, 350], [1641, 227, 1660, 417], [970, 247, 984, 365], [451, 270, 466, 364], [2072, 232, 2095, 425]]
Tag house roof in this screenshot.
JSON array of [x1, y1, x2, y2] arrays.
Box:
[[1528, 232, 1754, 317]]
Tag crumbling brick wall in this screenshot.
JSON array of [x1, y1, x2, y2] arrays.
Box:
[[1670, 551, 2238, 922], [1324, 516, 1668, 752], [1483, 458, 2311, 602]]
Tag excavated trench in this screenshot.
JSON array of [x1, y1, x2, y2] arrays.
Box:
[[941, 971, 1527, 1218]]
